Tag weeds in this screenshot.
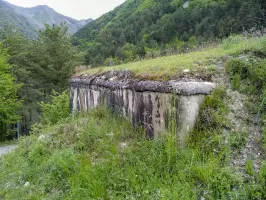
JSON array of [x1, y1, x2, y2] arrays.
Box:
[[0, 107, 251, 199]]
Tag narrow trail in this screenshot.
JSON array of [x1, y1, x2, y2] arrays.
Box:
[[0, 145, 18, 157]]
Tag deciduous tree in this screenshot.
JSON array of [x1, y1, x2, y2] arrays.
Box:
[[0, 43, 22, 140]]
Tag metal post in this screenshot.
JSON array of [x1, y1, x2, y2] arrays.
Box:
[[17, 121, 20, 139]]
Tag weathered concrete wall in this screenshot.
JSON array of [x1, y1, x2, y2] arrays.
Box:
[[70, 70, 215, 145]]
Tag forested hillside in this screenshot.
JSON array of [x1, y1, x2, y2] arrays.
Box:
[[0, 24, 83, 138], [74, 0, 266, 66]]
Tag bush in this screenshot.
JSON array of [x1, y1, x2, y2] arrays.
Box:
[[193, 87, 228, 133], [225, 58, 248, 79], [39, 90, 70, 125]]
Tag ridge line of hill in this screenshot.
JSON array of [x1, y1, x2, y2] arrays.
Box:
[[0, 0, 93, 37]]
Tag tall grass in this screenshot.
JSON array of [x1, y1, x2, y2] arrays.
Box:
[[1, 104, 265, 199]]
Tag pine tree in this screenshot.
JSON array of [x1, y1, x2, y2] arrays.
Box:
[[0, 24, 82, 135], [35, 23, 81, 94]]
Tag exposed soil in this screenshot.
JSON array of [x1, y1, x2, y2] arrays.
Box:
[[227, 88, 264, 173], [215, 60, 264, 174]]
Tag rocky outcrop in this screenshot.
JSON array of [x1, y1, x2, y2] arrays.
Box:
[[70, 70, 215, 145]]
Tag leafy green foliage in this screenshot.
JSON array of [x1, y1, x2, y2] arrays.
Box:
[[0, 43, 22, 140], [35, 24, 81, 92], [0, 24, 82, 134], [2, 105, 266, 199], [225, 46, 266, 189], [193, 87, 228, 132], [74, 0, 266, 66], [225, 59, 248, 79], [225, 54, 266, 110], [232, 74, 241, 90], [246, 160, 254, 176], [39, 90, 69, 125], [257, 163, 266, 199], [188, 87, 234, 157]]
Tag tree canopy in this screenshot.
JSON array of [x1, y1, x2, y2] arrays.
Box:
[[74, 0, 266, 66], [0, 42, 22, 140], [0, 24, 82, 135]]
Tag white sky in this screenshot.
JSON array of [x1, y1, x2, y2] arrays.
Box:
[[4, 0, 126, 20]]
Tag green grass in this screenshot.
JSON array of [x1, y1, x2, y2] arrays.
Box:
[[1, 104, 266, 199], [76, 35, 266, 81]]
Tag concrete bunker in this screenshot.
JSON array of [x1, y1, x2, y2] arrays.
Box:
[[70, 70, 215, 145]]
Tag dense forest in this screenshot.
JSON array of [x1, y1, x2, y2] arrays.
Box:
[[0, 42, 21, 140], [74, 0, 266, 66], [0, 24, 83, 140]]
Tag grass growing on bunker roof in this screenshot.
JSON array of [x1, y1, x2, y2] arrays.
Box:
[[76, 35, 266, 81]]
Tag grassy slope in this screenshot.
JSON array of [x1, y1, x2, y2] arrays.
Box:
[[0, 104, 254, 199], [76, 36, 265, 80], [1, 35, 266, 199], [0, 89, 266, 199]]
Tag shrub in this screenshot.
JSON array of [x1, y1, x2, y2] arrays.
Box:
[[225, 58, 248, 79], [193, 87, 228, 133], [39, 90, 70, 125]]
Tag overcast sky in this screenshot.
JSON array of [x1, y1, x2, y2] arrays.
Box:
[[4, 0, 126, 20]]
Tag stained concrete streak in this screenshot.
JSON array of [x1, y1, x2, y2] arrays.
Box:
[[70, 70, 216, 144]]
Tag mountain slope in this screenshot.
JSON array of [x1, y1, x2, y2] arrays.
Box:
[[74, 0, 266, 66], [0, 0, 93, 37], [0, 0, 37, 37]]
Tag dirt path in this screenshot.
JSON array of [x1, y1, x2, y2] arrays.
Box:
[[0, 145, 18, 157]]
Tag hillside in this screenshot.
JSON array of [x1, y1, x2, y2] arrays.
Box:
[[0, 0, 37, 37], [1, 35, 266, 199], [75, 35, 264, 81], [74, 0, 266, 66], [0, 0, 93, 37]]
